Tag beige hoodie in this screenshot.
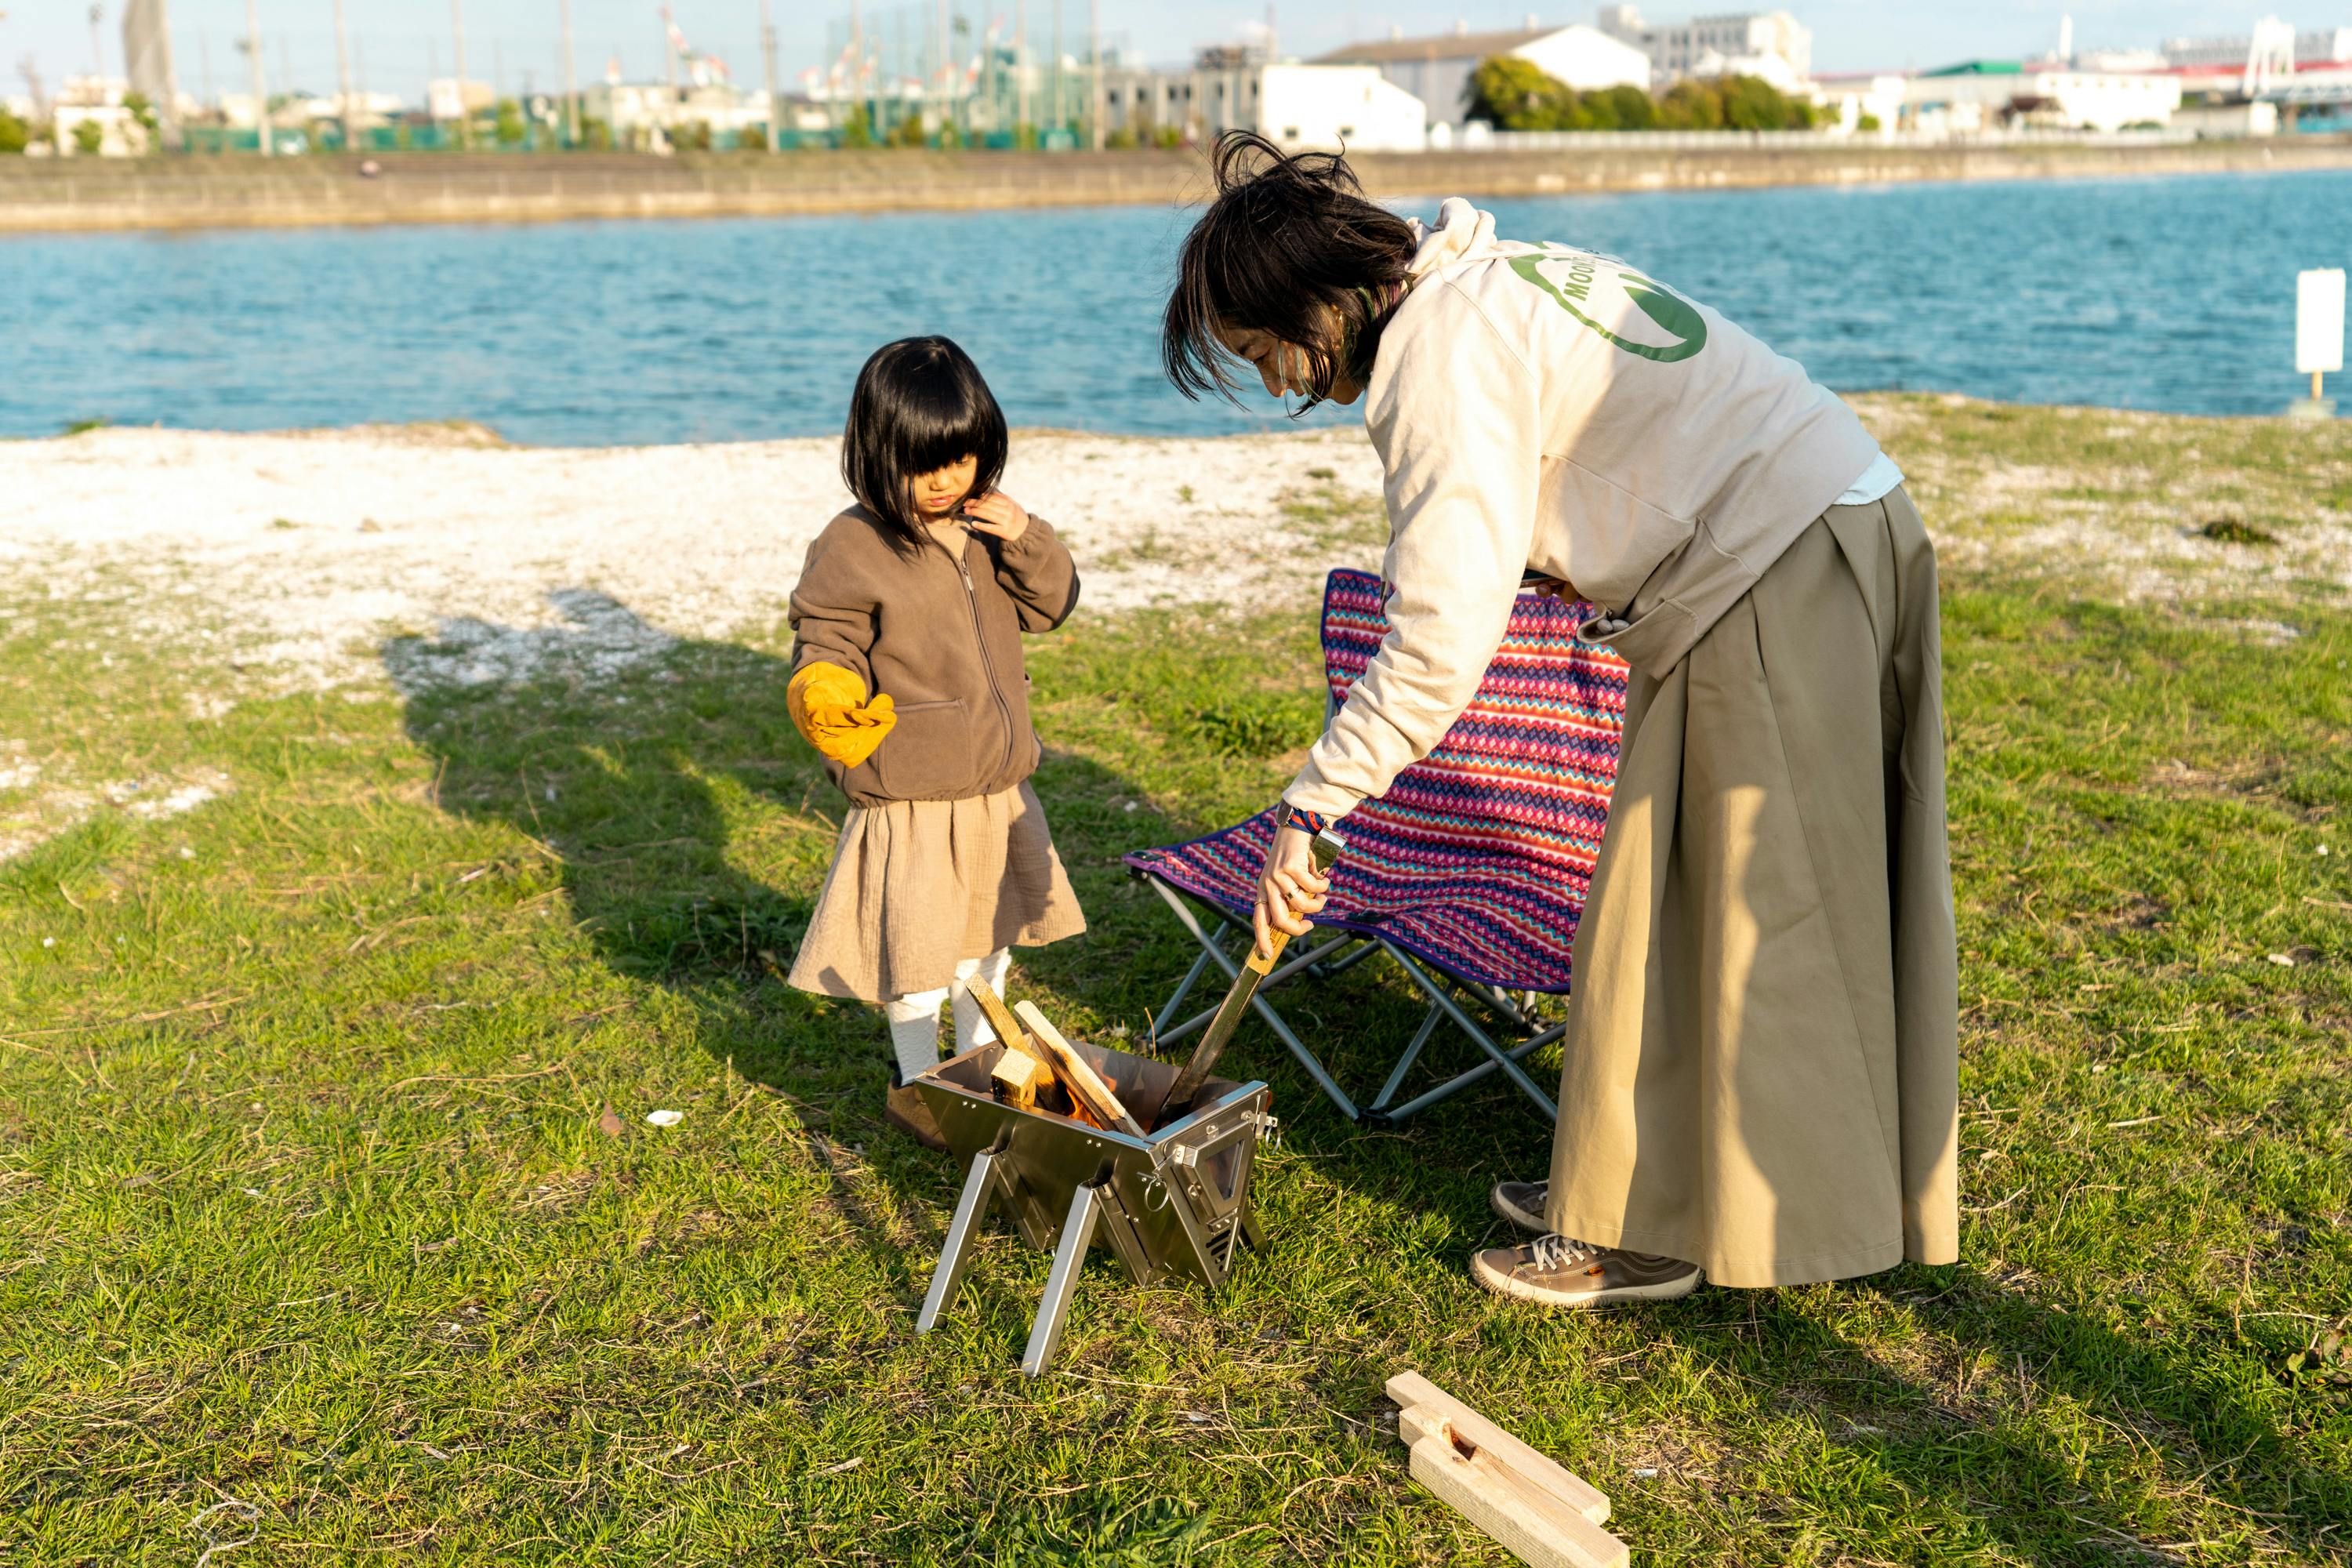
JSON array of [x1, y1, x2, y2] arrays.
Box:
[[1285, 198, 1886, 820]]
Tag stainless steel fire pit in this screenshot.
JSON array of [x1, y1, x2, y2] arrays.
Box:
[[911, 1039, 1276, 1377]]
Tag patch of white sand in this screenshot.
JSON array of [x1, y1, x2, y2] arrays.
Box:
[[0, 764, 232, 864], [3, 424, 1388, 691]]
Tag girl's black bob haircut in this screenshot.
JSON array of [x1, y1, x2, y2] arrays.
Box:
[[843, 336, 1008, 549], [1162, 131, 1419, 413]]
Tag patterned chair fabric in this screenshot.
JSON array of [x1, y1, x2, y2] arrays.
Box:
[[1125, 568, 1627, 994]]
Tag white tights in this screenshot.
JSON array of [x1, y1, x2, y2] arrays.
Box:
[[884, 947, 1012, 1081]]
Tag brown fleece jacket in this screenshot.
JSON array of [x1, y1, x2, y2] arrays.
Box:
[[788, 506, 1080, 808]]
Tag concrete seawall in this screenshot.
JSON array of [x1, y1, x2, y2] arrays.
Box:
[[5, 139, 2352, 234]]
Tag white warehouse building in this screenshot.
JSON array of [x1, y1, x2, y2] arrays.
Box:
[[1595, 6, 1813, 86], [1904, 61, 2184, 134], [1315, 24, 1651, 130], [1102, 60, 1430, 152]]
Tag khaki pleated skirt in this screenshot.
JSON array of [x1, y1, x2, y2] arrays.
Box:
[[1545, 489, 1961, 1288], [788, 779, 1088, 1004]]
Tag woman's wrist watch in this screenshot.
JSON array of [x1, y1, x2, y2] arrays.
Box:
[[1277, 802, 1331, 837]]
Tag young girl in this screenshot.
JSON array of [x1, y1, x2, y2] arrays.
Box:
[[785, 336, 1088, 1148]]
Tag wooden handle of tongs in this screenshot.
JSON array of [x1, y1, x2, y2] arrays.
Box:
[[1160, 826, 1348, 1125]]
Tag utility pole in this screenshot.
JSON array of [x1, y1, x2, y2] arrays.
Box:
[[851, 0, 866, 136], [760, 0, 780, 151], [333, 0, 358, 153], [88, 5, 103, 81], [243, 0, 269, 154], [450, 0, 469, 147], [20, 55, 48, 125], [559, 0, 578, 147], [1087, 0, 1101, 150]]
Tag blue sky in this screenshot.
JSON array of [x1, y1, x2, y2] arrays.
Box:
[[1, 1, 2314, 102]]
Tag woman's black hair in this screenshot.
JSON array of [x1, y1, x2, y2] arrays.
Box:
[[1162, 131, 1419, 412], [842, 336, 1009, 549]]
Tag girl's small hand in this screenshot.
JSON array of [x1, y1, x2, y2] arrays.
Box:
[[964, 491, 1030, 543]]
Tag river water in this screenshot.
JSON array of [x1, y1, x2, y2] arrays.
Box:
[[4, 167, 2347, 444]]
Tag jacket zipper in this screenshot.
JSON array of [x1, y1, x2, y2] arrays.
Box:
[[956, 539, 1020, 783]]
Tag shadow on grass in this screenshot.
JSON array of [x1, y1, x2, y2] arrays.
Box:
[[1632, 1265, 2350, 1563], [377, 591, 1246, 1250], [368, 589, 2351, 1561]]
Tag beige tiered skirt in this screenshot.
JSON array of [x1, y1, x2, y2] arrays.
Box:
[[787, 779, 1087, 1003], [1544, 489, 1960, 1288]]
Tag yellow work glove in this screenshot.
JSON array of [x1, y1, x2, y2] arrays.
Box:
[[788, 662, 897, 769]]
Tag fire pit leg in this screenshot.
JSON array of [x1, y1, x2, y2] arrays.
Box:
[[1019, 1180, 1104, 1378], [917, 1147, 1004, 1335]]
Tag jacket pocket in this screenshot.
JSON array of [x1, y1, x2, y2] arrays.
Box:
[[871, 698, 978, 800]]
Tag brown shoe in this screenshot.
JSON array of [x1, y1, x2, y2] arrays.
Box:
[[884, 1066, 950, 1152], [1490, 1178, 1549, 1232], [1471, 1233, 1702, 1308]]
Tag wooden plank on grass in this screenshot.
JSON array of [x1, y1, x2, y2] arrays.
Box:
[[1388, 1370, 1610, 1524], [1399, 1406, 1626, 1568]]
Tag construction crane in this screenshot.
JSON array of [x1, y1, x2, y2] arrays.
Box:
[[659, 5, 729, 90]]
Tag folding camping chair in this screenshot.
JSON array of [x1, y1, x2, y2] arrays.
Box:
[[1124, 568, 1628, 1126]]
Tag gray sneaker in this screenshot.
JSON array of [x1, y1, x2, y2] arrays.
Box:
[[1490, 1178, 1549, 1232], [1471, 1233, 1702, 1308]]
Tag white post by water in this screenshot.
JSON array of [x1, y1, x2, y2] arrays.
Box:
[[2295, 269, 2346, 419]]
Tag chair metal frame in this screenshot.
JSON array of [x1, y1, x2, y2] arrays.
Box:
[[1135, 872, 1563, 1126], [1130, 568, 1623, 1126]]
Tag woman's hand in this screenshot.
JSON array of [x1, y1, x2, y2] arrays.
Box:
[[1254, 824, 1331, 960], [964, 491, 1030, 543]]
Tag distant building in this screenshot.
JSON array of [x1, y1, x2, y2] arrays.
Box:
[[2070, 48, 2171, 73], [1595, 6, 1812, 86], [426, 78, 497, 121], [1904, 61, 2183, 133], [1810, 71, 1907, 135], [2172, 98, 2281, 136], [2164, 24, 2352, 70], [1103, 56, 1429, 151], [53, 103, 146, 154], [49, 74, 149, 156], [1314, 24, 1651, 129], [54, 73, 130, 107], [293, 90, 405, 125], [581, 78, 770, 145]]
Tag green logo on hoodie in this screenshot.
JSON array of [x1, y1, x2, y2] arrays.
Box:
[[1510, 252, 1709, 364]]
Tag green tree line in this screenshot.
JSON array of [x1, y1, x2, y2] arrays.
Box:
[[1466, 56, 1821, 132]]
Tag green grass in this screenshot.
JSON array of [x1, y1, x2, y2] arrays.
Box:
[[3, 408, 2351, 1563]]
